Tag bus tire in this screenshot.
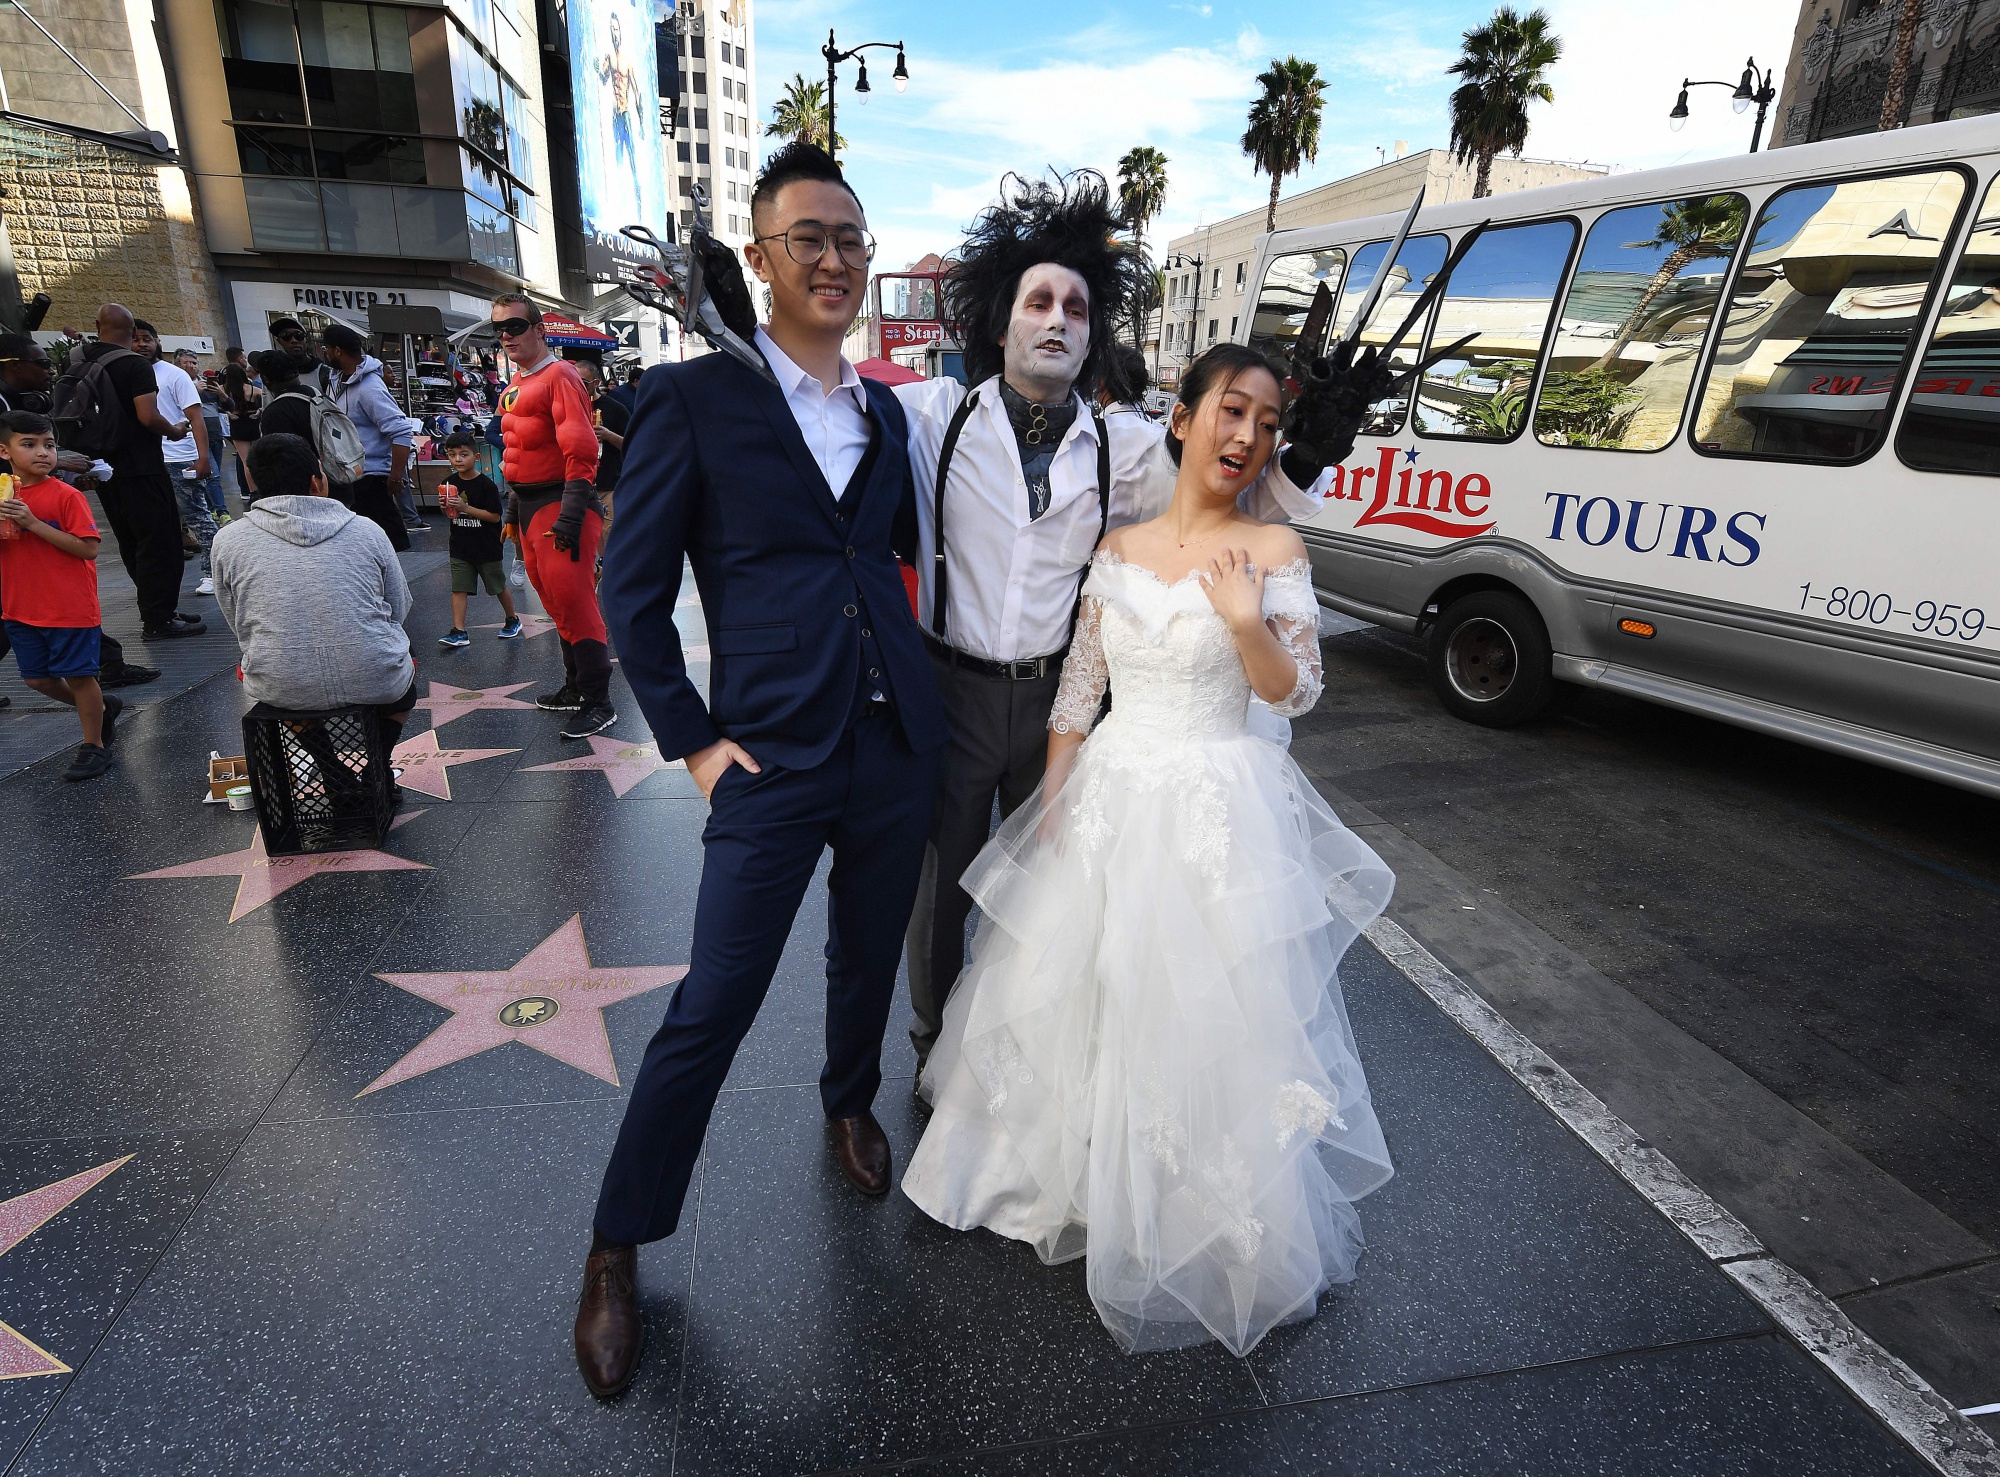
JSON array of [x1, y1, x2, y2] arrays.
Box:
[[1427, 590, 1555, 727]]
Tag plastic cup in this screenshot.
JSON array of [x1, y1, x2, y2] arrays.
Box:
[[226, 785, 255, 811]]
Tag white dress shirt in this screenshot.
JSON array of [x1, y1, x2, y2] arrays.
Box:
[[756, 326, 871, 495], [895, 375, 1318, 664], [154, 359, 204, 464]]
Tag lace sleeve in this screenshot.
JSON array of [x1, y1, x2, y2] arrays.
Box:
[[1263, 562, 1323, 718], [1049, 595, 1109, 735]]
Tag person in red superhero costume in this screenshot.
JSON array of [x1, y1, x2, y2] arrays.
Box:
[[491, 292, 618, 737]]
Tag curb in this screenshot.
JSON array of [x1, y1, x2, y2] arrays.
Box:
[[1365, 916, 2000, 1477]]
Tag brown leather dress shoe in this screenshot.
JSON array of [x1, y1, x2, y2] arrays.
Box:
[[828, 1111, 892, 1195], [574, 1240, 644, 1399]]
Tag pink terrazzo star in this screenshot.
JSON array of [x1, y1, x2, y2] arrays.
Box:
[[409, 681, 536, 729], [1, 1156, 129, 1380], [523, 736, 683, 798], [129, 822, 431, 922], [471, 613, 557, 639], [359, 915, 687, 1096], [390, 730, 518, 801]]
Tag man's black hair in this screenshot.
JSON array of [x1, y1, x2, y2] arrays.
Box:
[[252, 349, 299, 383], [945, 170, 1148, 392], [132, 318, 158, 337], [0, 409, 55, 439], [626, 365, 642, 384], [320, 323, 367, 357], [245, 432, 323, 499], [442, 429, 478, 451], [1098, 344, 1150, 405], [750, 141, 861, 229]]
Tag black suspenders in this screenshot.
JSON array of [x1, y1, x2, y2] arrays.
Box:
[[930, 389, 1110, 646]]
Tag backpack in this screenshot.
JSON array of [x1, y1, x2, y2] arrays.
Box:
[[272, 388, 366, 484], [50, 346, 137, 459]]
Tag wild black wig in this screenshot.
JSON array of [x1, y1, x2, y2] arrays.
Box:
[[944, 170, 1149, 391]]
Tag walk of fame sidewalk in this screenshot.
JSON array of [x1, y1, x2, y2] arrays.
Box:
[[0, 554, 1974, 1476]]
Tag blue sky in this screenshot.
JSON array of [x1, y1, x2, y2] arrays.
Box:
[[753, 0, 1799, 270]]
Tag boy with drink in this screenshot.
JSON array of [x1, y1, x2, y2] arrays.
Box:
[[0, 411, 122, 780], [437, 430, 521, 648]]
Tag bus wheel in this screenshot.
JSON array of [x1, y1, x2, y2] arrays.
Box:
[[1428, 591, 1554, 727]]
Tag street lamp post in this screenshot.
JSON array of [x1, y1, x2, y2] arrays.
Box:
[[1165, 250, 1203, 380], [823, 29, 908, 168], [1669, 57, 1778, 152]]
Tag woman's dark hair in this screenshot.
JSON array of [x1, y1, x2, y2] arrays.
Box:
[[244, 432, 322, 500], [944, 170, 1148, 392], [1163, 344, 1284, 466], [252, 349, 298, 384]]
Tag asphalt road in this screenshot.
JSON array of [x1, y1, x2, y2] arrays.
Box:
[[1289, 618, 2000, 1435]]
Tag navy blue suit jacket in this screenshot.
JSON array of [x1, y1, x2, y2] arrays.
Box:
[[601, 350, 948, 770]]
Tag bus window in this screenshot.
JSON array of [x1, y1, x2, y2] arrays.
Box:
[[1898, 173, 2000, 475], [1691, 168, 1968, 462], [1340, 233, 1449, 435], [1414, 218, 1577, 441], [1246, 247, 1346, 365], [1535, 194, 1747, 451], [879, 277, 938, 321]]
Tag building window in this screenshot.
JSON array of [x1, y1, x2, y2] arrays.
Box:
[[1208, 319, 1218, 343], [695, 142, 709, 163], [1211, 267, 1219, 293], [694, 108, 707, 130], [690, 34, 704, 58], [1234, 262, 1245, 292], [677, 140, 690, 162], [1229, 316, 1238, 338], [692, 71, 706, 94]]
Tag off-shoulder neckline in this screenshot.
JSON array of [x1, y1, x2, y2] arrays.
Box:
[[1093, 550, 1312, 590]]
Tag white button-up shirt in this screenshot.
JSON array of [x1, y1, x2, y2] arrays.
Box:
[[895, 374, 1317, 664], [756, 325, 871, 495]]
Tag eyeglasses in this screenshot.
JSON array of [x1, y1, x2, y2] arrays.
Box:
[[753, 222, 877, 270], [491, 317, 540, 337], [274, 328, 306, 342]]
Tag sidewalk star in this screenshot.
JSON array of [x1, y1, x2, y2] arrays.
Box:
[[129, 822, 431, 922], [391, 730, 518, 800], [359, 915, 688, 1096], [471, 614, 557, 639], [409, 681, 536, 729], [1, 1156, 130, 1379], [524, 736, 683, 798]]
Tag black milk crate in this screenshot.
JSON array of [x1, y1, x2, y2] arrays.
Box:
[[242, 702, 395, 855]]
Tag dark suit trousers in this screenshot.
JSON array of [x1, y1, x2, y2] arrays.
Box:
[[903, 652, 1060, 1067], [96, 472, 185, 629], [593, 707, 940, 1246]]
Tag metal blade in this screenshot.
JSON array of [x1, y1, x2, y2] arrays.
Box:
[[1332, 187, 1424, 360], [1288, 281, 1336, 387], [1374, 220, 1491, 367]]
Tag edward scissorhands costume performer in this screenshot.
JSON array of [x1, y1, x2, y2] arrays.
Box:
[[895, 170, 1384, 1073]]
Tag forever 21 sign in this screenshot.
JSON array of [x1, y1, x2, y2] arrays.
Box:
[[291, 287, 415, 310]]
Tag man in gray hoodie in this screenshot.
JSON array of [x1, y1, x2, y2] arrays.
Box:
[[322, 323, 420, 549], [212, 433, 416, 747]]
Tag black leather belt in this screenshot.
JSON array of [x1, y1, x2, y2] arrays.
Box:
[[923, 631, 1066, 681]]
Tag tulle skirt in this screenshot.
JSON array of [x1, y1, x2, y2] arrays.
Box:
[[901, 713, 1396, 1356]]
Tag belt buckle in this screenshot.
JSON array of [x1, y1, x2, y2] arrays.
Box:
[[1009, 657, 1039, 681]]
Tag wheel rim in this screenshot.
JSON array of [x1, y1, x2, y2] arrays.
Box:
[[1444, 617, 1518, 703]]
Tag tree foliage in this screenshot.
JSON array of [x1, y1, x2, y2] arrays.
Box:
[[1242, 57, 1327, 233], [1447, 8, 1561, 199], [766, 74, 846, 152]]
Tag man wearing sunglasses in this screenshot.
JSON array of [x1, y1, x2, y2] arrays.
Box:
[[576, 142, 945, 1400], [490, 293, 616, 739]]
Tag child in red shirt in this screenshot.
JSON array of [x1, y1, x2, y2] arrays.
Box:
[[0, 411, 121, 780]]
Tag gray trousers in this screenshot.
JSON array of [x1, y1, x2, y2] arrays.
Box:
[[904, 649, 1061, 1067]]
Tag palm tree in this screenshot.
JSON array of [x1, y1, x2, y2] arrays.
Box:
[[1117, 146, 1169, 347], [765, 74, 845, 152], [1879, 0, 1924, 129], [1241, 57, 1328, 233], [1587, 195, 1747, 372], [1447, 7, 1562, 200]]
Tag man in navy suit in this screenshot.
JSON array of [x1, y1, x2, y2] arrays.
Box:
[[575, 143, 947, 1399]]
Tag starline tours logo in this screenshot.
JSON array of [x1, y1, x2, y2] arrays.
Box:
[[1322, 446, 1496, 540]]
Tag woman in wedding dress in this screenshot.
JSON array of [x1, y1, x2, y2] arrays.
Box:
[[902, 345, 1397, 1356]]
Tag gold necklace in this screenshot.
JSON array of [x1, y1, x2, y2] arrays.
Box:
[[1024, 402, 1048, 447]]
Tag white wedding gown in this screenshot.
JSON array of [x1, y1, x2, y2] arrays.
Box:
[[902, 553, 1396, 1356]]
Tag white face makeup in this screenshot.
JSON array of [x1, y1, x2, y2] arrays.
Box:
[[1001, 262, 1090, 402]]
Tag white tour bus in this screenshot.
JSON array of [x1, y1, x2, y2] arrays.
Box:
[[1241, 116, 2000, 798]]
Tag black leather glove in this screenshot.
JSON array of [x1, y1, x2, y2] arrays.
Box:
[[696, 233, 759, 343], [1280, 349, 1398, 486], [552, 479, 592, 559]]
